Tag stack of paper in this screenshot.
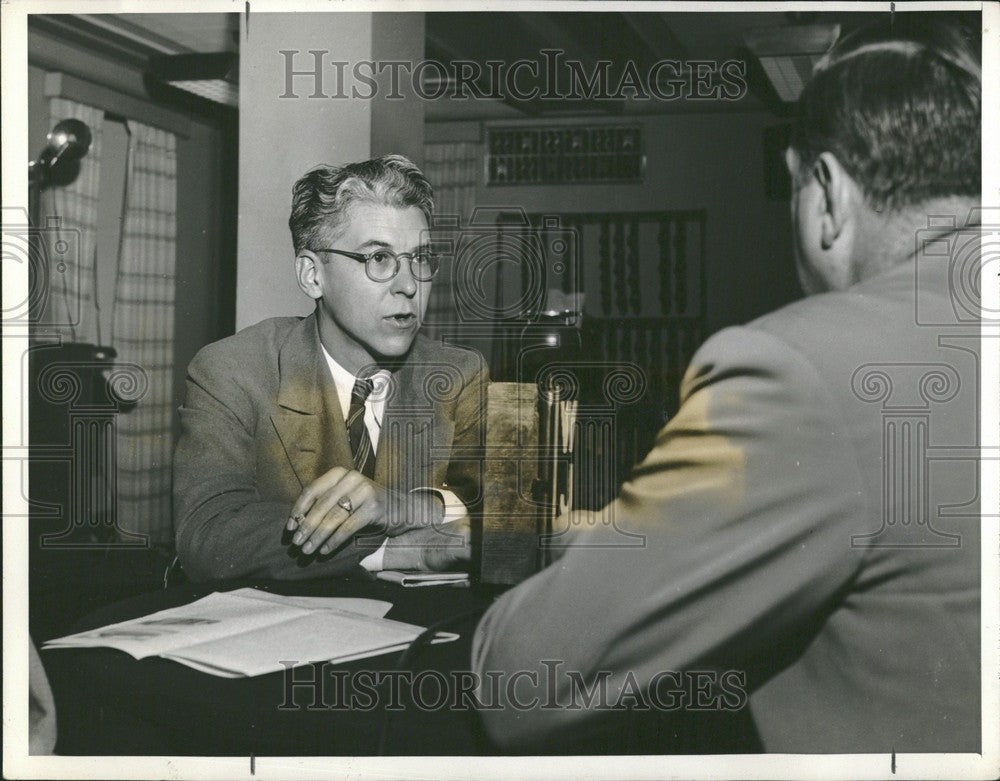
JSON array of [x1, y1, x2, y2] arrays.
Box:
[[43, 588, 457, 678]]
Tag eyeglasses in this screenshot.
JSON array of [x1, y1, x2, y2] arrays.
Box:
[[311, 248, 441, 282]]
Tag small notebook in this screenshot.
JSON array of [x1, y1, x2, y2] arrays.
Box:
[[376, 570, 470, 587]]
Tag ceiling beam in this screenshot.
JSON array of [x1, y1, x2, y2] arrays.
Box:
[[622, 12, 691, 61], [425, 27, 543, 117], [29, 15, 183, 70], [511, 12, 624, 116]]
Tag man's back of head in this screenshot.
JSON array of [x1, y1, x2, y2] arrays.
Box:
[[791, 16, 980, 212], [784, 16, 981, 293]]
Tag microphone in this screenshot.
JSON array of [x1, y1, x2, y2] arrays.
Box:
[[29, 119, 92, 184]]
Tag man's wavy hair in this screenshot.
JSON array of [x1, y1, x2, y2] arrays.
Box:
[[289, 154, 434, 253], [790, 15, 981, 211]]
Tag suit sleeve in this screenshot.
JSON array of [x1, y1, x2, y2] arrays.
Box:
[[470, 327, 869, 749], [442, 360, 489, 517], [172, 346, 365, 582]]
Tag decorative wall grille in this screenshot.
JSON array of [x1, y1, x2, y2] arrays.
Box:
[[487, 125, 643, 185]]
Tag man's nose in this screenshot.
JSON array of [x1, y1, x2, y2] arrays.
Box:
[[389, 259, 418, 296]]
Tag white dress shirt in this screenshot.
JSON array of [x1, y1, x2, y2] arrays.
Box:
[[321, 345, 466, 570]]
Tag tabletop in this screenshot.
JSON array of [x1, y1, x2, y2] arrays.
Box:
[[41, 576, 761, 756]]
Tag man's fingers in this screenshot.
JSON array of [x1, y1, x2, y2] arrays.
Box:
[[382, 524, 471, 571], [287, 470, 387, 554], [287, 496, 316, 532], [294, 491, 350, 550], [318, 511, 376, 555], [307, 497, 380, 556], [288, 467, 349, 530], [296, 479, 376, 554], [425, 521, 471, 569], [298, 505, 354, 554], [333, 471, 370, 506]]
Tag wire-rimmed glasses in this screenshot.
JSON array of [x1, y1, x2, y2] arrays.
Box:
[[311, 247, 441, 282]]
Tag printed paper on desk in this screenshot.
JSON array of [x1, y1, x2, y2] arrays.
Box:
[[164, 610, 457, 677], [42, 588, 456, 677], [226, 587, 392, 617], [43, 591, 299, 658]]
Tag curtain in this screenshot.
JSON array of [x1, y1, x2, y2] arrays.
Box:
[[41, 98, 104, 342], [422, 142, 482, 336], [113, 120, 178, 546], [37, 99, 177, 548]]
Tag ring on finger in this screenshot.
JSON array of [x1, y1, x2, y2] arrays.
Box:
[[336, 497, 354, 514]]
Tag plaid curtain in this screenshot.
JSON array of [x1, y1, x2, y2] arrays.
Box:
[[41, 98, 104, 342], [112, 120, 177, 545]]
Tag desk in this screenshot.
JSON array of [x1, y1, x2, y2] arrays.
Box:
[[42, 578, 760, 756]]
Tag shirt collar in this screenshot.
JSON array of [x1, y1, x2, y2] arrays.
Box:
[[320, 344, 392, 415]]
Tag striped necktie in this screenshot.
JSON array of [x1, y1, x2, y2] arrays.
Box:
[[346, 377, 376, 479]]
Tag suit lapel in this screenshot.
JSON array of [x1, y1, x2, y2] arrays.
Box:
[[376, 365, 420, 488], [270, 314, 352, 488], [376, 338, 455, 488]]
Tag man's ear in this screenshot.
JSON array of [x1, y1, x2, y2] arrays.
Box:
[[812, 152, 857, 250], [295, 251, 323, 300]]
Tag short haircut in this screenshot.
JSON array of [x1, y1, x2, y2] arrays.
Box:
[[790, 15, 981, 211], [288, 154, 434, 253]]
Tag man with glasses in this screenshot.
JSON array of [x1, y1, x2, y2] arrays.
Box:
[[173, 155, 486, 581]]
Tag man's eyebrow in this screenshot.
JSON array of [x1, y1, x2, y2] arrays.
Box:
[[355, 239, 432, 253], [354, 239, 392, 250]]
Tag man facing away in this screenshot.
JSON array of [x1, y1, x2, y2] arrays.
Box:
[[472, 18, 983, 753], [173, 155, 485, 581]]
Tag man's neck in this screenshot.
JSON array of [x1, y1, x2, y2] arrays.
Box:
[[316, 317, 376, 377], [315, 314, 410, 376], [854, 196, 980, 283]]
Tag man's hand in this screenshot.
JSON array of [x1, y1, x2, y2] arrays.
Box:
[[382, 518, 471, 572], [286, 467, 444, 556]]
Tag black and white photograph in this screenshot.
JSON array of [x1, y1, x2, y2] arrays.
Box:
[[2, 1, 998, 778]]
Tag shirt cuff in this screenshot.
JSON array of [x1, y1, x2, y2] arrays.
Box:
[[359, 539, 387, 572], [414, 486, 468, 524]]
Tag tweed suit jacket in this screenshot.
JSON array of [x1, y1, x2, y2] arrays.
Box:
[[173, 313, 487, 581]]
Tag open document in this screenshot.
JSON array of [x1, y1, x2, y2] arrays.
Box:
[[43, 588, 458, 678]]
